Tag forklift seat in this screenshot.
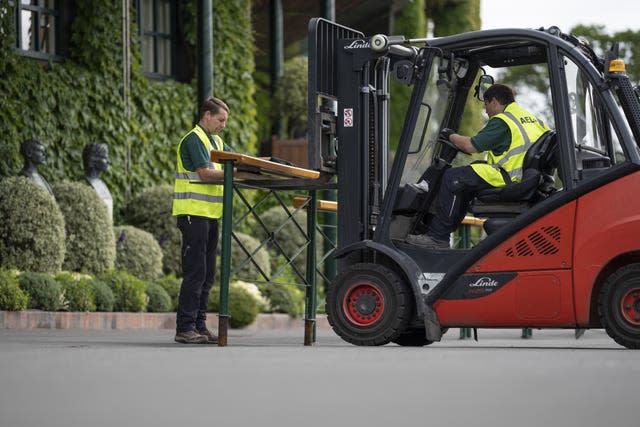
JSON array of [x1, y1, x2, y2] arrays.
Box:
[[469, 131, 558, 227]]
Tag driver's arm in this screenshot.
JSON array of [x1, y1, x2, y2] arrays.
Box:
[[450, 134, 478, 154]]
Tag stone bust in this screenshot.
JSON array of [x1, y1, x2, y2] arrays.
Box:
[[18, 139, 54, 196], [82, 143, 113, 218]]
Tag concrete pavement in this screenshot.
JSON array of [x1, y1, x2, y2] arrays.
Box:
[[1, 327, 637, 427]]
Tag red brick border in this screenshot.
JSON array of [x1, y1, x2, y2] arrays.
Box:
[[0, 310, 329, 330]]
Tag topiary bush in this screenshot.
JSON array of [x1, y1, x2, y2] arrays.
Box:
[[52, 181, 116, 274], [90, 278, 115, 312], [97, 270, 148, 312], [259, 282, 305, 317], [18, 271, 65, 311], [125, 185, 181, 275], [208, 281, 260, 328], [55, 271, 96, 312], [154, 274, 181, 311], [259, 205, 309, 278], [231, 232, 271, 282], [0, 177, 66, 272], [0, 268, 28, 311], [145, 282, 172, 313], [113, 225, 163, 281]]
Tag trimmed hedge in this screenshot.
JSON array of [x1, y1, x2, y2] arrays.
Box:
[[114, 225, 163, 281], [146, 282, 172, 313], [0, 268, 28, 311], [90, 278, 116, 312], [97, 270, 148, 312], [55, 271, 96, 312], [18, 271, 64, 311], [208, 281, 260, 328], [0, 177, 66, 273], [231, 232, 272, 282], [125, 185, 181, 275], [154, 274, 181, 311], [52, 180, 116, 274]]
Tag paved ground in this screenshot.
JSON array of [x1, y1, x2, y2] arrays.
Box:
[[0, 327, 638, 427]]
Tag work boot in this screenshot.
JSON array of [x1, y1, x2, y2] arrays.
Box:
[[405, 233, 449, 249], [197, 328, 218, 344], [174, 330, 208, 344]]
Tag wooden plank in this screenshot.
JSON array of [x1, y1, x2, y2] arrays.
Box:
[[293, 196, 337, 212], [211, 150, 320, 179]]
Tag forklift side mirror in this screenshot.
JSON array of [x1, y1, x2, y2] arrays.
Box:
[[476, 74, 494, 101]]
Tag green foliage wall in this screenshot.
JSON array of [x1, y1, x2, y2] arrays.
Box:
[[0, 0, 257, 223], [389, 0, 426, 150]]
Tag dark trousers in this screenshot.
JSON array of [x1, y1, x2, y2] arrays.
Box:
[[428, 166, 492, 242], [176, 215, 219, 332]]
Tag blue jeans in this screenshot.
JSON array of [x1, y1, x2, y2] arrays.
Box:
[[176, 215, 219, 332], [428, 166, 491, 242]]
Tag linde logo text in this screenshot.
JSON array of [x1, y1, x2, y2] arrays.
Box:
[[468, 277, 499, 287], [345, 40, 370, 49]]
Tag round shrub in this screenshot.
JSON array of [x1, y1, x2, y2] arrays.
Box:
[[231, 232, 271, 282], [208, 281, 260, 328], [0, 177, 65, 272], [55, 272, 96, 312], [125, 185, 181, 275], [90, 279, 115, 312], [259, 282, 305, 317], [146, 282, 172, 313], [155, 274, 181, 311], [114, 225, 163, 281], [258, 205, 323, 281], [18, 271, 65, 311], [51, 181, 115, 274], [0, 268, 28, 311], [97, 270, 148, 312]]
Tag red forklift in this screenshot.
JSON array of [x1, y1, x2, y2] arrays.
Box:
[[307, 19, 640, 348]]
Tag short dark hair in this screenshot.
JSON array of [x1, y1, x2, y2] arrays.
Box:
[[483, 84, 515, 105], [199, 96, 229, 119]]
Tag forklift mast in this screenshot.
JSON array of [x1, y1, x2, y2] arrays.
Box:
[[308, 18, 417, 253]]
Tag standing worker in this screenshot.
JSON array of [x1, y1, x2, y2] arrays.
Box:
[[173, 96, 233, 344], [406, 84, 550, 249]]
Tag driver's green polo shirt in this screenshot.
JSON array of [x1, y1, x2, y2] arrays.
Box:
[[470, 118, 511, 155]]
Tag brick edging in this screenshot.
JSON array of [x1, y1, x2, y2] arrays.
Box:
[[0, 310, 330, 331]]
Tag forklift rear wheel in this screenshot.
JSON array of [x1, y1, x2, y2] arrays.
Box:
[[599, 263, 640, 349], [326, 263, 411, 346]]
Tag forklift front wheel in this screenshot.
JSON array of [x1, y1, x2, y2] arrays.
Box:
[[599, 263, 640, 349], [326, 263, 412, 346]]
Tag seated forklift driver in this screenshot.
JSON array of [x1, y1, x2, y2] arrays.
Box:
[[406, 84, 550, 249]]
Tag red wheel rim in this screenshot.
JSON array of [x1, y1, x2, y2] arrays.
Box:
[[620, 287, 640, 326], [343, 281, 385, 326]]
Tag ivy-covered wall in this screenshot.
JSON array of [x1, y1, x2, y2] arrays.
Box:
[[0, 0, 257, 222]]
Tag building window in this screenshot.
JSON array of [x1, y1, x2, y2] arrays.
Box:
[[138, 0, 175, 79], [15, 0, 63, 60]]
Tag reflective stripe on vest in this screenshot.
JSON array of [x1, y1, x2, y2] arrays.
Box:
[[471, 103, 550, 187], [172, 125, 224, 219]]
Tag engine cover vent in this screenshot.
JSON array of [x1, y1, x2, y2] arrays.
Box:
[[506, 226, 560, 257]]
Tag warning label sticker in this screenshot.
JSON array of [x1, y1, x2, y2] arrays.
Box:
[[343, 108, 353, 127]]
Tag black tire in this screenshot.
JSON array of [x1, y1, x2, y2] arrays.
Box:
[[326, 263, 412, 346], [599, 263, 640, 349], [392, 328, 434, 347]]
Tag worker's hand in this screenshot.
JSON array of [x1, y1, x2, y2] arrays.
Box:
[[439, 128, 456, 141]]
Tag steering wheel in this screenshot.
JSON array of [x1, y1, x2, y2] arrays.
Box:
[[440, 136, 460, 152]]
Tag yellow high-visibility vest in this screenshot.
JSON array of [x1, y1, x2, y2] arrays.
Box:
[[471, 103, 550, 187], [172, 125, 223, 219]]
